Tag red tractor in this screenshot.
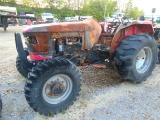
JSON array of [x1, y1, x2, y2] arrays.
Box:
[[15, 18, 158, 116]]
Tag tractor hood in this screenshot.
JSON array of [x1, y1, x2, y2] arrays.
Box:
[[23, 18, 102, 50], [23, 18, 101, 33], [23, 22, 85, 33]]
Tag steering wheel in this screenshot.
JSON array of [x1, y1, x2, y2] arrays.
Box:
[[112, 18, 121, 26], [121, 17, 130, 26]]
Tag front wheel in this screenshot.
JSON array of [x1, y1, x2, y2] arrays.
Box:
[[16, 56, 30, 78], [16, 48, 30, 78], [114, 33, 158, 83], [24, 58, 82, 116]]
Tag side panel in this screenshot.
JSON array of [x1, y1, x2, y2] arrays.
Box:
[[84, 19, 102, 49], [25, 33, 51, 55], [110, 23, 154, 52]]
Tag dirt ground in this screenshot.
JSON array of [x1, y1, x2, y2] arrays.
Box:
[[0, 26, 160, 120]]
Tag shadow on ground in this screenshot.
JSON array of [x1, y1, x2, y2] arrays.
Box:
[[79, 65, 125, 89]]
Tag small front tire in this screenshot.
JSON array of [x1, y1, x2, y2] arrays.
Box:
[[16, 56, 30, 78]]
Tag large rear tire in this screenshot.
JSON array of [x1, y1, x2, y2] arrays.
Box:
[[114, 33, 157, 83], [24, 58, 82, 116]]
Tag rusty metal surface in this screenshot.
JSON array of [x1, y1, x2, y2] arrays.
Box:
[[83, 19, 102, 49], [52, 32, 81, 38], [24, 18, 102, 51], [25, 19, 154, 56], [98, 32, 113, 47], [92, 64, 107, 69], [25, 18, 101, 33], [25, 33, 51, 54], [27, 21, 85, 32], [110, 30, 122, 52]]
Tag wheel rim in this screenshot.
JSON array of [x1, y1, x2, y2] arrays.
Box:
[[42, 74, 73, 104], [136, 47, 152, 73]]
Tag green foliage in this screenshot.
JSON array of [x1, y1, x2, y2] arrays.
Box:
[[106, 0, 118, 17], [124, 0, 132, 18], [0, 0, 143, 20], [80, 0, 118, 20], [123, 0, 144, 19]]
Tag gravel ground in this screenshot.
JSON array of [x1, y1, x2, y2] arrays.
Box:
[[0, 26, 160, 120]]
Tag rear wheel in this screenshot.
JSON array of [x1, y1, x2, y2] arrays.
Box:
[[24, 58, 82, 116], [114, 33, 157, 83]]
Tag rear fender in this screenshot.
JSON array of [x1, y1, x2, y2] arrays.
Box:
[[110, 21, 154, 53]]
